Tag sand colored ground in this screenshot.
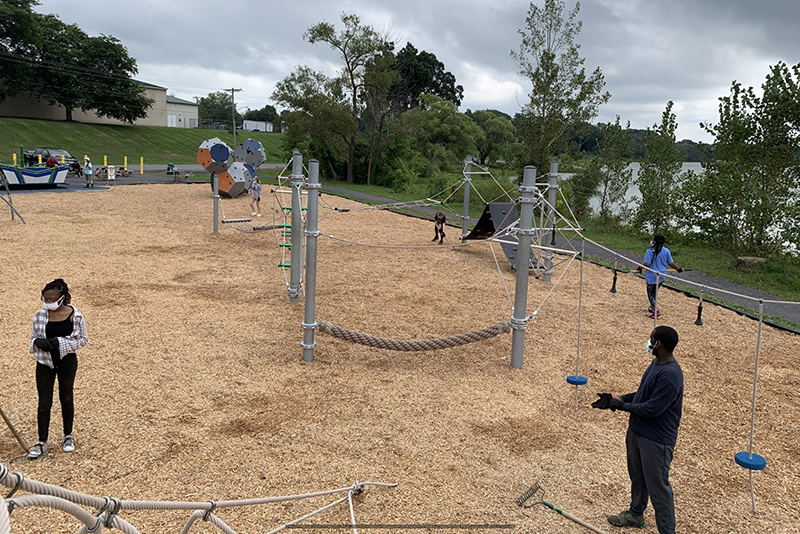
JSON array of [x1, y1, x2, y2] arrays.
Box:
[[0, 184, 798, 533]]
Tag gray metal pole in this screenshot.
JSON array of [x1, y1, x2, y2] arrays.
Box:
[[461, 155, 472, 241], [213, 174, 219, 234], [542, 162, 558, 283], [510, 166, 537, 369], [288, 149, 303, 302], [302, 160, 321, 362]]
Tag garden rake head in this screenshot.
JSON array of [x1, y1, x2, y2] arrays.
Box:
[[516, 483, 546, 508]]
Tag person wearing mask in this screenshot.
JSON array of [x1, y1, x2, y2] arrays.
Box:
[[593, 326, 684, 534], [27, 279, 89, 459], [642, 235, 682, 319]]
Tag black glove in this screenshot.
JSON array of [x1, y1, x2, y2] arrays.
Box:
[[591, 393, 612, 409], [33, 337, 53, 351], [677, 267, 684, 273], [608, 397, 624, 411]]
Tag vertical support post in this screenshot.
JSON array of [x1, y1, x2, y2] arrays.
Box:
[[510, 166, 537, 369], [302, 160, 321, 363], [288, 149, 303, 303], [212, 175, 219, 234], [461, 155, 472, 241], [542, 162, 558, 283]]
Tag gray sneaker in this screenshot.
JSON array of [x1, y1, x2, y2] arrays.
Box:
[[63, 435, 75, 453], [28, 441, 48, 459], [607, 510, 646, 529]]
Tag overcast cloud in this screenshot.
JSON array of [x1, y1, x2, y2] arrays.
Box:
[[33, 0, 800, 142]]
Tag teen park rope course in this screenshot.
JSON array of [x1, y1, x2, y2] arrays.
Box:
[[0, 463, 396, 534]]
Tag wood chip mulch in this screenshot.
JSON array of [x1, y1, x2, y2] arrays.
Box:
[[0, 184, 798, 533]]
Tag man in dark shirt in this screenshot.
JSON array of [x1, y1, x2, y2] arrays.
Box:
[[593, 325, 684, 534]]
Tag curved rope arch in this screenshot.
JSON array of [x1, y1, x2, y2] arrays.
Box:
[[317, 320, 510, 351]]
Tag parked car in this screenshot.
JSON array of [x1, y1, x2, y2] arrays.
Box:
[[23, 147, 78, 167]]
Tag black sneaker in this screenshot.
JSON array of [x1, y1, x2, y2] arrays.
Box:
[[607, 510, 646, 529], [28, 441, 48, 459]]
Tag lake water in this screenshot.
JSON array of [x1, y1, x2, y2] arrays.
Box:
[[583, 162, 704, 212]]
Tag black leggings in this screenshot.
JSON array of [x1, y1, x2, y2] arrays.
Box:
[[646, 282, 663, 309], [434, 225, 446, 240], [36, 354, 77, 442]]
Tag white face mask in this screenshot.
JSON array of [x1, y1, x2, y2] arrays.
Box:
[[646, 339, 656, 355], [43, 296, 63, 311]]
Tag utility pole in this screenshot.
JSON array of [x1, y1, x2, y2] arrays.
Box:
[[228, 88, 242, 146]]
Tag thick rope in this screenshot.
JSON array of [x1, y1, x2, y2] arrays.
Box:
[[318, 321, 511, 351]]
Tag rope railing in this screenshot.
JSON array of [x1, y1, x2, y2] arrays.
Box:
[[317, 320, 511, 351], [0, 465, 396, 534]]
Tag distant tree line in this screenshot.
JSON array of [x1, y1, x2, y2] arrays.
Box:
[[0, 0, 152, 122]]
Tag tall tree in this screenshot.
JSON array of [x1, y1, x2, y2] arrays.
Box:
[[469, 109, 518, 165], [681, 62, 800, 258], [389, 43, 464, 112], [0, 0, 39, 101], [595, 116, 633, 224], [403, 94, 482, 169], [634, 101, 687, 233], [243, 104, 278, 122], [79, 33, 152, 123], [361, 47, 400, 185], [198, 91, 242, 127], [304, 13, 387, 183], [511, 0, 610, 172], [271, 66, 354, 180]]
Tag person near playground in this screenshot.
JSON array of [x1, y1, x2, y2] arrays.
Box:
[[46, 155, 59, 168], [250, 177, 262, 217], [27, 278, 89, 459], [432, 211, 446, 244], [592, 325, 684, 534], [84, 157, 94, 188], [643, 235, 682, 318]]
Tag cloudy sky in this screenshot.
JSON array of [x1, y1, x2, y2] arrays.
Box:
[[33, 0, 800, 143]]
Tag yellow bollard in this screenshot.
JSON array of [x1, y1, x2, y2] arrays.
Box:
[[124, 156, 128, 171], [38, 154, 42, 164], [104, 155, 107, 166], [12, 153, 17, 166], [140, 156, 144, 175], [61, 155, 65, 164]]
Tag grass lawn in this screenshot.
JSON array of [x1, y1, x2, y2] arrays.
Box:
[[0, 117, 287, 166]]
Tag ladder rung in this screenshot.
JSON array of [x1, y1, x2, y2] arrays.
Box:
[[278, 263, 291, 268], [279, 243, 291, 248]]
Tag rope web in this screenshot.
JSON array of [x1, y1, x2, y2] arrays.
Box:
[[0, 463, 395, 534]]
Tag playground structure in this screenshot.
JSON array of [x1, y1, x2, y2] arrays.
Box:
[[1, 164, 800, 531], [263, 150, 798, 517], [198, 137, 266, 199], [0, 163, 68, 186]]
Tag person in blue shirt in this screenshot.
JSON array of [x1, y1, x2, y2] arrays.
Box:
[[643, 235, 682, 318], [593, 325, 684, 534]]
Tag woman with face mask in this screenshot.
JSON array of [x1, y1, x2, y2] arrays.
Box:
[[27, 278, 88, 459]]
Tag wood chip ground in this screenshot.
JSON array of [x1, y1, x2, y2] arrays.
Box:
[[0, 184, 798, 533]]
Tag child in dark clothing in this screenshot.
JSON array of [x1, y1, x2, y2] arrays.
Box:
[[432, 211, 446, 245]]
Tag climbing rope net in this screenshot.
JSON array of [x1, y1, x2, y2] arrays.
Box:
[[0, 462, 395, 534], [313, 168, 584, 351]]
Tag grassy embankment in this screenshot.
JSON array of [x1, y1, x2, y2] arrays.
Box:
[[0, 117, 287, 167]]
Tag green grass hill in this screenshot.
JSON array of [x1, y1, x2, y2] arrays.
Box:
[[0, 117, 287, 166]]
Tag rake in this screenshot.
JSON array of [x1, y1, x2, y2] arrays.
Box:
[[517, 483, 608, 534]]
